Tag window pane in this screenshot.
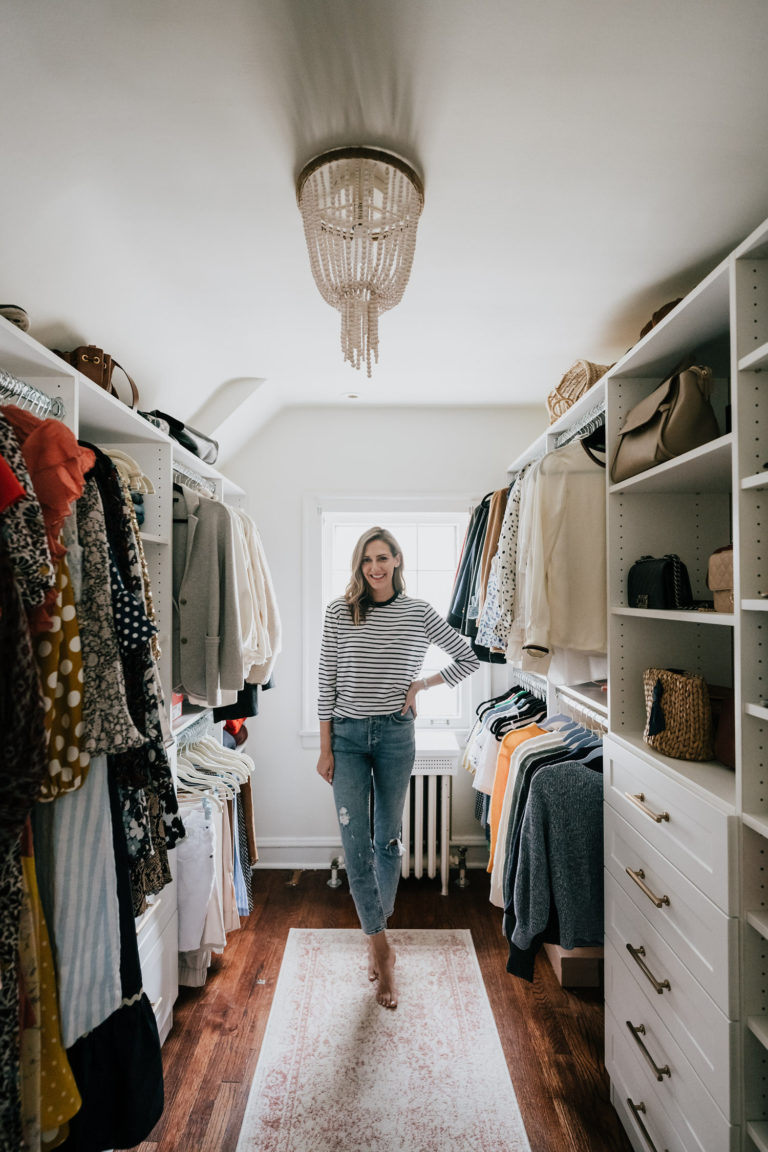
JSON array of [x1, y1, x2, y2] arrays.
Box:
[[418, 524, 459, 571]]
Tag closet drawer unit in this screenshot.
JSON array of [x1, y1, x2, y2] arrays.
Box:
[[140, 909, 179, 1046], [604, 735, 737, 914], [604, 807, 738, 1018], [136, 880, 177, 954], [605, 937, 734, 1146], [605, 1005, 739, 1152], [605, 871, 737, 1118]]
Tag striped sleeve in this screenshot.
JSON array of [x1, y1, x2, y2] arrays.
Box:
[[422, 603, 480, 687], [317, 601, 339, 721]]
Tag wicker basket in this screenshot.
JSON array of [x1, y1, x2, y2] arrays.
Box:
[[642, 668, 713, 761], [546, 360, 610, 424]]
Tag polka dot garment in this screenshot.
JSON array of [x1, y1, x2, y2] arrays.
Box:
[[108, 552, 158, 654], [35, 555, 90, 800]]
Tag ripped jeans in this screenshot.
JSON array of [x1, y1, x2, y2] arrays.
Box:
[[331, 711, 416, 935]]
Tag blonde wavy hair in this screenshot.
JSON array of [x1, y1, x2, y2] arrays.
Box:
[[345, 526, 406, 624]]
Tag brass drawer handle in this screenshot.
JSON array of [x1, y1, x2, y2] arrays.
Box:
[[626, 1020, 671, 1080], [627, 1099, 670, 1152], [626, 943, 671, 994], [626, 866, 670, 908], [625, 791, 670, 824]]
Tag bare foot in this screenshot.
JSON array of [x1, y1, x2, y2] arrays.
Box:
[[369, 932, 398, 1009], [367, 938, 379, 982]]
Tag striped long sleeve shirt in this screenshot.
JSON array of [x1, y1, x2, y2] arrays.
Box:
[[318, 593, 479, 720]]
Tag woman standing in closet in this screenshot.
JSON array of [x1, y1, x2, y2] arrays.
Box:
[[316, 527, 478, 1008]]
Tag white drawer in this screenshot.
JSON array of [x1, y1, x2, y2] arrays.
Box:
[[140, 910, 178, 1046], [604, 735, 737, 914], [605, 1003, 738, 1152], [605, 871, 738, 1118], [136, 880, 176, 954], [605, 807, 738, 1018], [606, 1009, 740, 1152]]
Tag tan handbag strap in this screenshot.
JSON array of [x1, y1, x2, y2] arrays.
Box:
[[109, 360, 139, 410]]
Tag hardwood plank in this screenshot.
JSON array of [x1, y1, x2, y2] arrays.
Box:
[[125, 869, 632, 1152]]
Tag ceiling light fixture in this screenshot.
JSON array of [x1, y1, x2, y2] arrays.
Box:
[[296, 146, 424, 377]]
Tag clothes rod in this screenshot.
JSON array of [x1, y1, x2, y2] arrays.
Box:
[[172, 461, 217, 497], [511, 668, 548, 700], [0, 367, 65, 419]]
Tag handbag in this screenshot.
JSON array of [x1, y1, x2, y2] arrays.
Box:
[[642, 668, 714, 761], [145, 409, 219, 465], [610, 364, 719, 483], [627, 554, 693, 610], [53, 344, 139, 409], [707, 544, 734, 613], [546, 359, 610, 424]]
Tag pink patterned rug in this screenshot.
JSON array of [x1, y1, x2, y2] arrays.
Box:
[[236, 928, 531, 1152]]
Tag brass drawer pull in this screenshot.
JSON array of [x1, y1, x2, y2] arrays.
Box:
[[626, 1020, 671, 1080], [626, 943, 671, 994], [626, 866, 670, 908], [625, 791, 670, 824], [627, 1098, 669, 1152]]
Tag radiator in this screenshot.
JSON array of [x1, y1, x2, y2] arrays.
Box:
[[400, 755, 456, 895]]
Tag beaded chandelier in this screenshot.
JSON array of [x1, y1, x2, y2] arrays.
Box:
[[296, 147, 424, 376]]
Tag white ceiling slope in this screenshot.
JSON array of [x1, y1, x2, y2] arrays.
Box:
[[2, 0, 768, 458]]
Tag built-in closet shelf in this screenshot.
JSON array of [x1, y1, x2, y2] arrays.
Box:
[[747, 1121, 768, 1152], [738, 341, 768, 372], [507, 376, 606, 472], [140, 532, 169, 545], [610, 731, 736, 809], [748, 1016, 768, 1051], [743, 599, 768, 612], [742, 472, 768, 492], [556, 681, 608, 718], [747, 910, 768, 943], [612, 606, 734, 626], [608, 434, 733, 496], [743, 812, 768, 841], [745, 703, 768, 722]]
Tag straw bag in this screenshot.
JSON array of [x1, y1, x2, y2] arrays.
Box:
[[547, 360, 610, 424], [642, 668, 713, 761]]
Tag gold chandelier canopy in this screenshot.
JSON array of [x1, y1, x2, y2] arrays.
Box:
[[296, 146, 424, 377]]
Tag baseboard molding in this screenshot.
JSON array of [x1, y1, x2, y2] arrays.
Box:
[[252, 835, 490, 872]]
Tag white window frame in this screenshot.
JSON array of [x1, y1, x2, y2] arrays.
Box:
[[301, 492, 476, 747]]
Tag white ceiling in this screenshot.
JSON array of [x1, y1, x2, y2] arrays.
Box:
[[2, 0, 768, 455]]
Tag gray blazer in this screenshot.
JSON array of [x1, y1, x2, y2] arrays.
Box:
[[172, 487, 244, 706]]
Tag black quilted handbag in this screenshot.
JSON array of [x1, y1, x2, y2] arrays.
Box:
[[627, 554, 693, 610]]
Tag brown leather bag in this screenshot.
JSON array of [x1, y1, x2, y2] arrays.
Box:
[[53, 344, 139, 409], [611, 365, 719, 484]]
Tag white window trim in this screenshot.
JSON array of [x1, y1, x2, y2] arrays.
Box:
[[300, 491, 477, 749]]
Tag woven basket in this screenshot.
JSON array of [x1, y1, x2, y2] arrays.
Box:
[[546, 360, 610, 424], [642, 668, 713, 761]]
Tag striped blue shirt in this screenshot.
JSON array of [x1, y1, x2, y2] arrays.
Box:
[[318, 593, 479, 720]]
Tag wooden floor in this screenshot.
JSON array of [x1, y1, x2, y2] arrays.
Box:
[[129, 868, 633, 1152]]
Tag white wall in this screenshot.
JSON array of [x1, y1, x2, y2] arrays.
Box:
[[226, 403, 545, 868]]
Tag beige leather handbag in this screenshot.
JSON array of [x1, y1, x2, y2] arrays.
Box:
[[611, 365, 719, 484]]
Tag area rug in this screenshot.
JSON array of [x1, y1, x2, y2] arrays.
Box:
[[236, 928, 531, 1152]]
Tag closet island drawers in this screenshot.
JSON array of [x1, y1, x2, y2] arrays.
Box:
[[605, 871, 738, 1118], [605, 992, 738, 1152], [604, 806, 738, 1018], [603, 735, 737, 914]]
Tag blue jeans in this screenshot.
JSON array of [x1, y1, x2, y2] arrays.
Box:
[[331, 711, 416, 935]]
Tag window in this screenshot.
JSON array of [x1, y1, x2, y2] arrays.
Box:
[[302, 495, 473, 740]]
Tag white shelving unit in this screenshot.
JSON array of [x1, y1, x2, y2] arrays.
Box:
[[604, 213, 768, 1152], [0, 314, 243, 1047]]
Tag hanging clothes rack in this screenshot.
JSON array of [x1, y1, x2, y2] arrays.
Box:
[[175, 711, 215, 748], [511, 668, 548, 700], [172, 460, 217, 498], [0, 367, 65, 419], [553, 399, 605, 450]]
